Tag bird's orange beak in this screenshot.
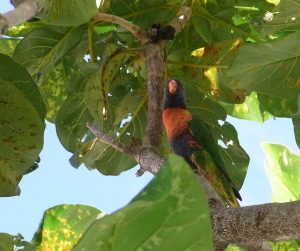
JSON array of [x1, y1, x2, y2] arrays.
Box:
[[168, 80, 177, 94]]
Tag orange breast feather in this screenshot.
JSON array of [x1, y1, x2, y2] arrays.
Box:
[[163, 108, 192, 139]]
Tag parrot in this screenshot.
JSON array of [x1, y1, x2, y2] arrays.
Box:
[[162, 79, 242, 207]]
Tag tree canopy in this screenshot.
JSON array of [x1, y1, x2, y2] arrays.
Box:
[[1, 0, 300, 250]]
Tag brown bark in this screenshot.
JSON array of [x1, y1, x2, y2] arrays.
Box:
[[142, 43, 164, 149], [0, 0, 39, 35]]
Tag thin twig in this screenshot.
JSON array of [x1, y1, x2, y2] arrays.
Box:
[[86, 122, 138, 160]]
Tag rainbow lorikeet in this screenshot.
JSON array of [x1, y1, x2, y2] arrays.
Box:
[[163, 79, 242, 207]]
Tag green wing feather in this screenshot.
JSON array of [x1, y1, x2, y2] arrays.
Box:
[[188, 115, 241, 205]]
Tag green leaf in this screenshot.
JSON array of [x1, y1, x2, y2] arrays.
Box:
[[36, 0, 98, 26], [0, 54, 46, 122], [0, 81, 44, 197], [0, 38, 19, 56], [107, 0, 176, 29], [72, 154, 213, 251], [66, 26, 106, 67], [255, 0, 300, 36], [222, 92, 272, 122], [168, 39, 247, 103], [270, 239, 300, 251], [69, 71, 148, 173], [5, 20, 43, 38], [225, 32, 300, 99], [292, 112, 300, 149], [85, 44, 125, 131], [226, 244, 244, 251], [75, 89, 147, 174], [13, 25, 84, 75], [258, 93, 297, 118], [0, 233, 37, 251], [40, 56, 75, 123], [31, 204, 103, 249], [185, 85, 227, 123], [56, 65, 98, 153], [262, 143, 300, 202], [213, 122, 249, 190]]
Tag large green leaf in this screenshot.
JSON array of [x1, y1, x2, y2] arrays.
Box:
[[85, 44, 126, 131], [72, 154, 213, 251], [168, 39, 248, 104], [0, 54, 46, 122], [56, 64, 99, 153], [36, 0, 98, 26], [13, 25, 84, 75], [0, 81, 44, 197], [262, 143, 300, 202], [225, 32, 300, 99], [31, 204, 103, 250]]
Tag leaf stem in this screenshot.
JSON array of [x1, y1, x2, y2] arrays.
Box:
[[86, 122, 138, 159]]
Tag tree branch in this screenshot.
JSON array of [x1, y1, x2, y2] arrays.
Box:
[[86, 122, 138, 160], [142, 43, 164, 149], [211, 201, 300, 249], [0, 0, 39, 35], [92, 13, 149, 44]]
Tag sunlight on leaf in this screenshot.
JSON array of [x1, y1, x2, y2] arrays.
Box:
[[31, 204, 104, 250], [262, 143, 300, 202]]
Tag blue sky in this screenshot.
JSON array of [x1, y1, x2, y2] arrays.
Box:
[[1, 1, 299, 242]]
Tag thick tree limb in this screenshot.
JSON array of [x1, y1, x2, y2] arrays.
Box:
[[0, 0, 38, 35], [142, 43, 164, 149], [212, 201, 300, 249]]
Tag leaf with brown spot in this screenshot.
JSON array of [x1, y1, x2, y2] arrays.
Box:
[[0, 81, 44, 197], [37, 0, 98, 26], [226, 32, 300, 99]]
